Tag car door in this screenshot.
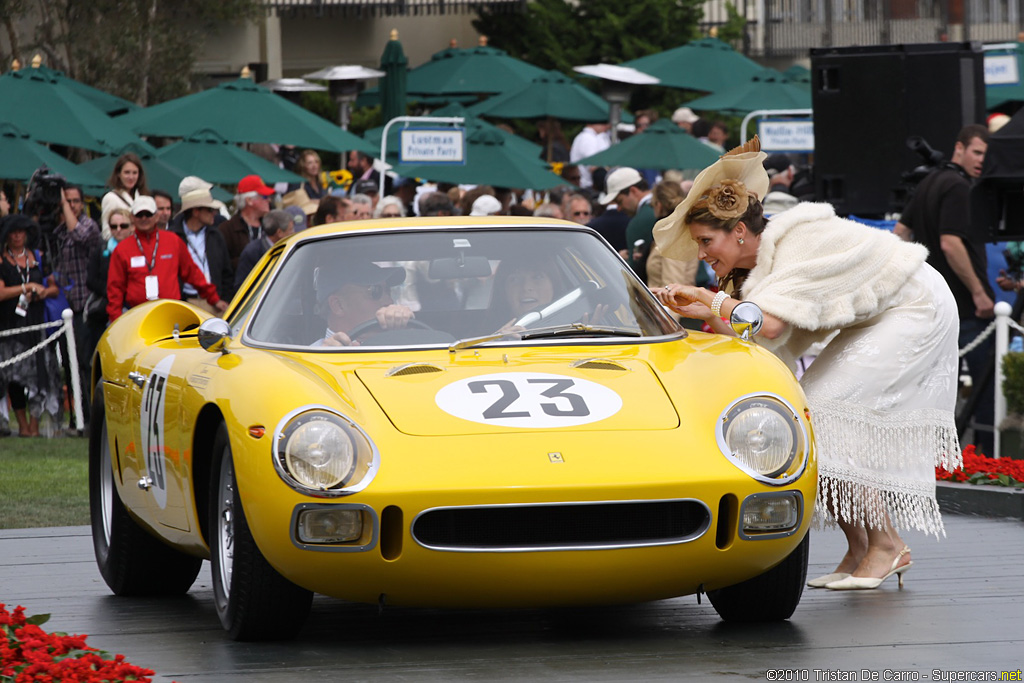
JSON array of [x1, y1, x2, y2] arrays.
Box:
[[128, 338, 200, 532]]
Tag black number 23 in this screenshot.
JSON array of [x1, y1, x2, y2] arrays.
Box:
[[468, 378, 590, 419]]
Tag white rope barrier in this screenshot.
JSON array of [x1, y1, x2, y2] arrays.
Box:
[[959, 319, 997, 358], [1, 309, 83, 433]]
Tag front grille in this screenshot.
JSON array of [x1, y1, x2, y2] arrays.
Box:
[[412, 500, 710, 551]]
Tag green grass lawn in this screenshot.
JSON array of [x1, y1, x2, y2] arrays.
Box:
[[0, 435, 90, 529]]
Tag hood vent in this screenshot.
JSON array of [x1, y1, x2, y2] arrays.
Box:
[[385, 362, 445, 377], [570, 358, 628, 372]]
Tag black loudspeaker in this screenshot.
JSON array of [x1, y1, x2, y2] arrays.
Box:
[[811, 43, 986, 217]]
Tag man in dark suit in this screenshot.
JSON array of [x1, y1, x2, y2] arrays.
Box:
[[172, 185, 235, 309], [234, 210, 294, 289]]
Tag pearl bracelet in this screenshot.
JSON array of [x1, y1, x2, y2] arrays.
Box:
[[711, 290, 729, 317]]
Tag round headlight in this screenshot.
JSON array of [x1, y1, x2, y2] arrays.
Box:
[[274, 409, 377, 495], [283, 419, 354, 489], [717, 395, 807, 484]]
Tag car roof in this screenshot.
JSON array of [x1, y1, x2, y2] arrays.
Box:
[[293, 216, 591, 242]]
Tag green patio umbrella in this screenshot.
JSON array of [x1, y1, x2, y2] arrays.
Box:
[[467, 70, 617, 122], [364, 102, 542, 164], [78, 141, 233, 202], [155, 129, 304, 186], [573, 119, 720, 171], [356, 88, 476, 109], [0, 65, 154, 154], [621, 37, 763, 93], [117, 77, 377, 154], [0, 123, 103, 186], [391, 127, 568, 190], [405, 44, 548, 96], [685, 68, 812, 115], [380, 29, 409, 125], [783, 64, 812, 89], [466, 70, 631, 162], [24, 64, 139, 116]]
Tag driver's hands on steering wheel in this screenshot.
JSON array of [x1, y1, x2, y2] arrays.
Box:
[[322, 304, 415, 346], [376, 303, 414, 330]]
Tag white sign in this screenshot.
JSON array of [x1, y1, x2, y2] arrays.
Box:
[[985, 54, 1020, 86], [757, 120, 815, 153], [140, 355, 175, 509], [400, 128, 466, 164], [435, 372, 623, 428]]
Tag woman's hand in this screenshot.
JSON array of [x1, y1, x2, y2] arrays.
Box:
[[652, 284, 712, 320]]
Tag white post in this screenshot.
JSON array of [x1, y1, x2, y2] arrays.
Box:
[[62, 308, 84, 433], [993, 301, 1011, 459]]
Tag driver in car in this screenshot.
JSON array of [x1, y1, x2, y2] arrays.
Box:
[[315, 262, 414, 346]]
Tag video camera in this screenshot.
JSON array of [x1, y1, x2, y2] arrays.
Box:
[[22, 165, 67, 236], [901, 136, 946, 185]]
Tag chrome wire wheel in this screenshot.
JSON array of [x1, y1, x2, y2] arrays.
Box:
[[214, 452, 236, 602], [98, 420, 113, 547], [207, 422, 313, 640]]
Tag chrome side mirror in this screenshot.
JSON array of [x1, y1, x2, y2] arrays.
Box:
[[198, 318, 232, 354], [730, 301, 763, 341]]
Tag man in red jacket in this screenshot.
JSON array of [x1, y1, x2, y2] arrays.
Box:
[[106, 196, 228, 322]]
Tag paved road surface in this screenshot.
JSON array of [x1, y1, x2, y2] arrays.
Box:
[[1, 514, 1021, 682]]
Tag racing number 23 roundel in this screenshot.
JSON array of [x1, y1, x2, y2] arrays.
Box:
[[435, 372, 623, 428]]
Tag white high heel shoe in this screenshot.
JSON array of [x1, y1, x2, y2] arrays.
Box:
[[825, 546, 913, 591], [807, 572, 851, 588]]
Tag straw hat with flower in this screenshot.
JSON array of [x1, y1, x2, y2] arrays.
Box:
[[653, 136, 769, 262]]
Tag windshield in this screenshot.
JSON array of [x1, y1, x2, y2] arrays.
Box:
[[246, 227, 680, 349]]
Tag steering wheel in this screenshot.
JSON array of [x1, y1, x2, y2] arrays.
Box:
[[513, 280, 602, 328], [348, 317, 434, 342]]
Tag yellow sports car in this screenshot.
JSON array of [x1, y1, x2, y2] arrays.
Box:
[[89, 217, 816, 641]]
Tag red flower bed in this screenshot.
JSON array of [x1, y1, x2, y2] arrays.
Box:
[[1, 603, 158, 682], [936, 445, 1024, 487]]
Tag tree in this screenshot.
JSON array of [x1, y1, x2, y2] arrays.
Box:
[[472, 0, 707, 122], [2, 0, 263, 106], [473, 0, 705, 75]]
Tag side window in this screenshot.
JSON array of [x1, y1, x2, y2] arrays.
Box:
[[228, 252, 281, 336]]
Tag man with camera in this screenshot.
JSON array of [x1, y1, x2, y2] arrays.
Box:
[[54, 185, 101, 425], [895, 124, 993, 450]]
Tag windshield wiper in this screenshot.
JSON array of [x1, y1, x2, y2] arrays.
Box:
[[518, 323, 641, 340], [449, 332, 515, 353], [448, 324, 640, 353]]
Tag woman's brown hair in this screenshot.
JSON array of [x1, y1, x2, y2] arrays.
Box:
[[685, 194, 766, 294], [106, 153, 150, 196]]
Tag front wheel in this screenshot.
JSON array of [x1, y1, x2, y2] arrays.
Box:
[[89, 379, 202, 596], [707, 532, 809, 622], [209, 423, 312, 641]]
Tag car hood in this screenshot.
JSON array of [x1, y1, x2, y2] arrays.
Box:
[[355, 357, 679, 436]]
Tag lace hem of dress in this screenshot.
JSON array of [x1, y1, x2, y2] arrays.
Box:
[[814, 464, 946, 538], [809, 398, 960, 538], [811, 397, 962, 471]]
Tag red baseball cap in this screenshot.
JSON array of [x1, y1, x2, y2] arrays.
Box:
[[237, 175, 275, 196]]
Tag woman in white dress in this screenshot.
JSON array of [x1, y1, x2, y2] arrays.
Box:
[[100, 153, 149, 240], [652, 138, 961, 591]]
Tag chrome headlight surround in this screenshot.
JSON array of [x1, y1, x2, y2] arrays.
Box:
[[273, 405, 379, 497], [715, 393, 809, 486]]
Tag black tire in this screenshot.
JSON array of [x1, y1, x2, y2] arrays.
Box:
[[209, 423, 313, 641], [89, 379, 203, 596], [707, 531, 809, 622]]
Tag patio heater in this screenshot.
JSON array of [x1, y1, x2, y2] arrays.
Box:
[[259, 78, 327, 105], [573, 64, 660, 145], [303, 65, 385, 131]]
